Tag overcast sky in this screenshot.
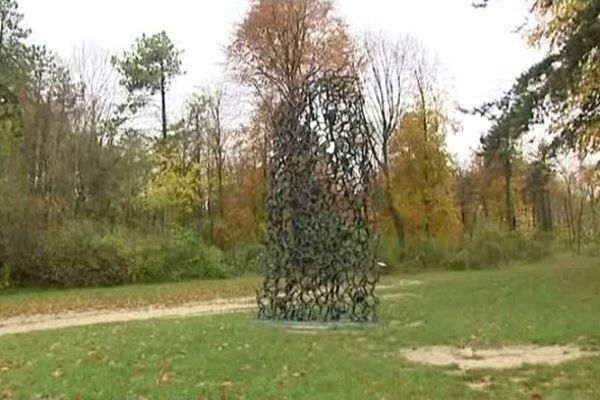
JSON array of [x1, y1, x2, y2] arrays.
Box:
[[19, 0, 541, 163]]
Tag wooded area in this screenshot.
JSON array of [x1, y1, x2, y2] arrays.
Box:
[[0, 0, 599, 289]]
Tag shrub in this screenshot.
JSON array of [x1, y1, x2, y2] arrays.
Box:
[[377, 236, 406, 272], [4, 223, 239, 288], [378, 224, 556, 272], [40, 220, 132, 288], [403, 237, 453, 270], [134, 229, 229, 283], [464, 227, 510, 269], [224, 243, 264, 275], [527, 232, 554, 260]]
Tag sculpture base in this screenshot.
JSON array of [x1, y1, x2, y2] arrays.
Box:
[[254, 319, 380, 332]]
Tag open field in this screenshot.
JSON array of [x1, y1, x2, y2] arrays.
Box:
[[1, 254, 600, 399]]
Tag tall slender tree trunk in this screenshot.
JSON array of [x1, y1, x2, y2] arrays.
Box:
[[207, 160, 215, 242], [217, 156, 224, 218], [577, 192, 585, 253], [420, 102, 432, 237], [504, 157, 516, 231], [0, 14, 5, 58], [194, 113, 203, 233], [383, 172, 405, 250], [159, 66, 168, 229], [216, 135, 224, 218], [589, 189, 597, 235], [160, 70, 167, 141], [566, 182, 575, 246], [546, 191, 553, 232]]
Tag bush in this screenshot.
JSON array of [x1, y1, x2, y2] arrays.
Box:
[[134, 229, 229, 283], [463, 227, 553, 269], [527, 232, 554, 260], [3, 222, 233, 288], [378, 225, 555, 272], [377, 236, 406, 272], [403, 237, 454, 270], [40, 221, 132, 288], [224, 243, 264, 275]]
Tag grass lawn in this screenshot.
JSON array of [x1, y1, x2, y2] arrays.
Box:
[[1, 254, 600, 399]]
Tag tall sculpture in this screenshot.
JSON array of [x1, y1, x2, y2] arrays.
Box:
[[257, 75, 380, 323]]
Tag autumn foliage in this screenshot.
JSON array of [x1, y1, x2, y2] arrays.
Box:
[[1, 0, 599, 288]]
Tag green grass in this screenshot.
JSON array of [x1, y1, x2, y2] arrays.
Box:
[[1, 254, 600, 399]]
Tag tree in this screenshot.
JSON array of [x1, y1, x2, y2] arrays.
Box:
[[206, 88, 226, 220], [476, 83, 527, 231], [580, 163, 600, 235], [524, 146, 553, 232], [184, 89, 229, 237], [524, 148, 554, 233], [361, 33, 413, 249], [0, 0, 29, 142], [228, 0, 353, 102], [112, 31, 182, 140], [0, 0, 29, 66], [390, 107, 460, 243], [477, 0, 600, 154], [454, 165, 478, 236]]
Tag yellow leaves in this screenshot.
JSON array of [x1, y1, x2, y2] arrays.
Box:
[[143, 167, 201, 211], [528, 0, 586, 48], [388, 110, 461, 243], [142, 146, 203, 215]]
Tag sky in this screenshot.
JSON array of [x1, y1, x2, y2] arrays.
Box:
[[18, 0, 541, 163]]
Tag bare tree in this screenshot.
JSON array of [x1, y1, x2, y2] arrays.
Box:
[[209, 87, 226, 219], [186, 87, 230, 236], [361, 32, 413, 249], [70, 43, 120, 145]]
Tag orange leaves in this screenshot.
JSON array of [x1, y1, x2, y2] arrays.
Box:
[[228, 0, 353, 96]]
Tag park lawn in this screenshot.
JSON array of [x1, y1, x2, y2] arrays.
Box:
[[1, 254, 600, 399]]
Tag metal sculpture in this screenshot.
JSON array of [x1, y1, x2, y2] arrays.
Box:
[[257, 75, 380, 323]]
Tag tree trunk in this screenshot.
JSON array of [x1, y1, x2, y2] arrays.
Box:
[[160, 70, 167, 141], [566, 182, 575, 246], [416, 75, 432, 237], [0, 13, 5, 58], [547, 191, 554, 232], [563, 199, 572, 246], [577, 193, 585, 253], [504, 157, 516, 231], [590, 189, 597, 235], [216, 144, 224, 218], [207, 160, 215, 241], [384, 176, 405, 250]]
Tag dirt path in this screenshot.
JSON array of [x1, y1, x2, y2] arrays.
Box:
[[0, 281, 422, 337], [400, 345, 597, 371], [0, 297, 256, 337]]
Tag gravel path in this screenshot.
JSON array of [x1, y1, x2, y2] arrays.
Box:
[[0, 280, 422, 337], [0, 297, 255, 337]]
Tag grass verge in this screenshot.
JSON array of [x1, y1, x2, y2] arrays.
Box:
[[0, 254, 599, 399]]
